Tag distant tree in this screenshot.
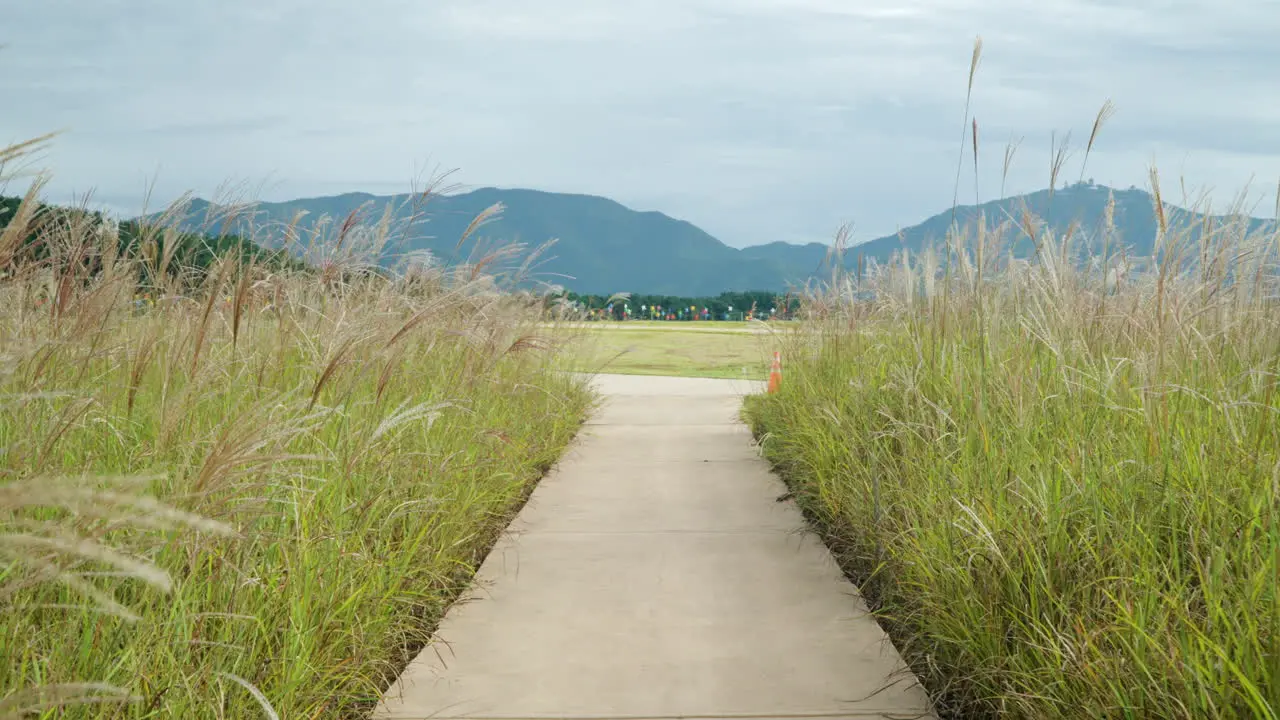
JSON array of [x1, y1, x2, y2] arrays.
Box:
[[0, 195, 303, 287]]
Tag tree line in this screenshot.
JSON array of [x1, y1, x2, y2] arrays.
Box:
[[555, 290, 801, 321]]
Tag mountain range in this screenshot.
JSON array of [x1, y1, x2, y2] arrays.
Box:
[[159, 182, 1271, 295]]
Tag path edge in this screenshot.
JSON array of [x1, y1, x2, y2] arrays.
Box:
[[365, 381, 600, 715], [741, 397, 945, 719]]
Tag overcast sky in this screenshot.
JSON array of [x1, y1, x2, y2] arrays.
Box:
[[3, 0, 1279, 247]]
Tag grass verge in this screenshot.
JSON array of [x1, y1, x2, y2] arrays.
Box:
[[745, 196, 1280, 718], [0, 144, 592, 718]]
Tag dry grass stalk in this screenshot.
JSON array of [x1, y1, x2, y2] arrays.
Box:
[[0, 134, 590, 717]]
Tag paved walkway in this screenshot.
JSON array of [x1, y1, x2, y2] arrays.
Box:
[[375, 374, 934, 720]]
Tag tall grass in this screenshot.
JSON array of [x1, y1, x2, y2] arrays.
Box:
[[748, 171, 1280, 715], [0, 138, 591, 718]]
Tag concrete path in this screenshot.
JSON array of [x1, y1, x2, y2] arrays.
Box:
[[375, 374, 934, 720]]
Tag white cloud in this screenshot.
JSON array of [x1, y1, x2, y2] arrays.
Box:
[[2, 0, 1279, 247]]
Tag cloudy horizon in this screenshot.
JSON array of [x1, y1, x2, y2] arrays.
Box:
[[3, 0, 1280, 248]]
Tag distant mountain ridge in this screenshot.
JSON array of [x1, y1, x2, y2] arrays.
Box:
[[843, 182, 1273, 268], [165, 188, 829, 295], [155, 183, 1272, 295]]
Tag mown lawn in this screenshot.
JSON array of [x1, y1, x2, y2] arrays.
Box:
[[566, 325, 775, 379]]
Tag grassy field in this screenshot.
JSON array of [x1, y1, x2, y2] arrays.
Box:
[[566, 325, 776, 379], [746, 188, 1280, 717], [0, 141, 592, 718]]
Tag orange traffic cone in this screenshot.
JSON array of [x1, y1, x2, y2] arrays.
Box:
[[767, 351, 782, 393]]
